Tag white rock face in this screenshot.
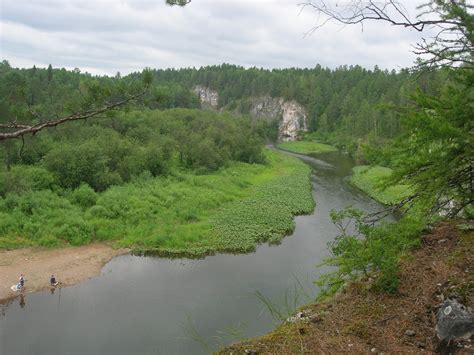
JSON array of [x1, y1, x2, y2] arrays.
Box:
[[193, 87, 307, 141], [193, 85, 219, 108], [249, 96, 308, 141], [279, 100, 308, 141]]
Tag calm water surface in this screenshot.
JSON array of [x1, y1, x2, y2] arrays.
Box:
[[0, 151, 390, 355]]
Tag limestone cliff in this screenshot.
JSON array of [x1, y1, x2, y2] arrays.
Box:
[[193, 86, 307, 141], [193, 85, 219, 109], [249, 97, 307, 141]]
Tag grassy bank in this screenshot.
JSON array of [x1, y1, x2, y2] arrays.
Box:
[[277, 140, 337, 155], [0, 149, 314, 256], [350, 165, 411, 205]]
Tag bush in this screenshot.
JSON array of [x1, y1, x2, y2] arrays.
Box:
[[70, 184, 98, 208], [316, 208, 425, 296], [44, 142, 111, 190], [53, 218, 93, 246], [0, 165, 56, 196]]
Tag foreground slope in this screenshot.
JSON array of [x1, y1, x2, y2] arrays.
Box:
[[220, 221, 473, 354]]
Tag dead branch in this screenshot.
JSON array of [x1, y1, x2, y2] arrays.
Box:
[[301, 0, 474, 69], [0, 86, 149, 141]]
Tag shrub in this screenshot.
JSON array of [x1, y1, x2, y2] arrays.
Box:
[[0, 165, 56, 196], [70, 184, 98, 208], [316, 207, 425, 296]]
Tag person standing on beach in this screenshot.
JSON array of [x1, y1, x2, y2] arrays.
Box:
[[18, 274, 25, 289], [50, 274, 58, 287]]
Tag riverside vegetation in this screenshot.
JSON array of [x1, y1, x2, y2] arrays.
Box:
[[350, 165, 411, 205], [277, 139, 337, 155], [0, 108, 314, 255]]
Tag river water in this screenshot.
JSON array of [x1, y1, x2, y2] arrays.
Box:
[[0, 151, 390, 355]]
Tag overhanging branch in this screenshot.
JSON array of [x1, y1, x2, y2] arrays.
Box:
[[0, 86, 149, 141]]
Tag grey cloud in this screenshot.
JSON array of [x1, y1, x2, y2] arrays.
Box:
[[1, 0, 425, 75]]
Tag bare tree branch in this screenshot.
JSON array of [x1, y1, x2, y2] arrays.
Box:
[[0, 85, 149, 141], [301, 0, 474, 69]]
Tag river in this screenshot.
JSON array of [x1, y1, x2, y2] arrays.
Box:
[[0, 151, 391, 355]]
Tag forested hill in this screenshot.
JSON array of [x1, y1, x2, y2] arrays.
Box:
[[144, 64, 447, 142], [1, 61, 448, 150]]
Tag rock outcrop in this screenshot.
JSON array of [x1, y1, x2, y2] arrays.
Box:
[[193, 87, 308, 141], [193, 85, 219, 109], [249, 96, 308, 141]]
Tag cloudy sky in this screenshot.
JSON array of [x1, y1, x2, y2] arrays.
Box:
[[1, 0, 426, 75]]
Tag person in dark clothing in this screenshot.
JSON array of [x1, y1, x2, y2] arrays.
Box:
[[50, 274, 58, 287], [18, 274, 25, 290]]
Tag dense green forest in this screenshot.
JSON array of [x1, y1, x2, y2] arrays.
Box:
[[139, 64, 447, 149], [1, 59, 448, 155]]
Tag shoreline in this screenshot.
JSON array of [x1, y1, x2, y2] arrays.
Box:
[[0, 243, 129, 304]]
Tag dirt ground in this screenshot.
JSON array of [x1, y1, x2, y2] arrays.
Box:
[[0, 243, 129, 303], [220, 221, 474, 354]]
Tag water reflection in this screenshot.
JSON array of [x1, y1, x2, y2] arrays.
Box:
[[19, 294, 26, 309]]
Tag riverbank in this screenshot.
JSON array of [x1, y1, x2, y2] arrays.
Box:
[[0, 149, 314, 256], [0, 243, 129, 303], [220, 220, 474, 354], [277, 140, 337, 155], [350, 165, 411, 205], [0, 149, 315, 301]]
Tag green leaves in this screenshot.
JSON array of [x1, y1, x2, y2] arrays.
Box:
[[211, 152, 315, 252], [350, 165, 411, 205], [0, 148, 314, 254], [389, 69, 474, 217], [318, 207, 425, 296], [142, 68, 153, 87]]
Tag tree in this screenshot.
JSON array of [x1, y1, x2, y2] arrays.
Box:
[[165, 0, 191, 6], [303, 0, 473, 217], [389, 68, 473, 216], [0, 69, 153, 141], [47, 64, 53, 83]]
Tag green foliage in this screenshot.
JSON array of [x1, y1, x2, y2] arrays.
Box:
[[350, 165, 412, 205], [316, 208, 425, 297], [277, 140, 337, 155], [70, 184, 98, 209], [0, 149, 314, 254], [139, 63, 446, 143], [0, 165, 57, 196], [44, 140, 122, 191], [210, 152, 315, 252], [388, 69, 473, 217]]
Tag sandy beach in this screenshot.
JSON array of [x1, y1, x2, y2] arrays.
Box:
[[0, 243, 129, 303]]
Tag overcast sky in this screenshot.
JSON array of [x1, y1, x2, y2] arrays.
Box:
[[1, 0, 426, 75]]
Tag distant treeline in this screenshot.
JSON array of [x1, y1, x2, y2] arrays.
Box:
[[143, 64, 447, 142], [0, 60, 447, 153]]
